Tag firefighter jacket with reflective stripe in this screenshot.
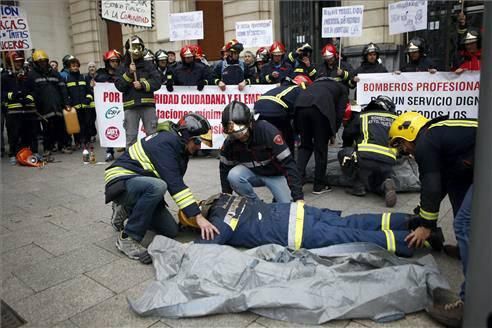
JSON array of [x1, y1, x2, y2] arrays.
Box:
[[114, 59, 161, 110], [213, 59, 250, 85], [349, 62, 388, 88], [26, 66, 68, 117], [66, 71, 93, 109], [219, 120, 304, 201], [343, 110, 398, 164], [415, 117, 477, 228], [157, 66, 173, 85], [315, 61, 354, 92], [259, 61, 294, 84], [400, 56, 436, 72], [286, 52, 317, 78], [1, 69, 36, 114], [198, 194, 414, 257], [172, 61, 209, 86], [253, 85, 302, 118], [104, 130, 201, 218]]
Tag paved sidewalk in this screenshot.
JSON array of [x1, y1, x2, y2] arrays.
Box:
[[1, 146, 461, 327]]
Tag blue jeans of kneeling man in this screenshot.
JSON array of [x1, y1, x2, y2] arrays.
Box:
[[227, 164, 292, 203], [116, 176, 178, 241]]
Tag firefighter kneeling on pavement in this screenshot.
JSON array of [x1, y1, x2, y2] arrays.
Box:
[[339, 96, 398, 207], [104, 113, 218, 262]]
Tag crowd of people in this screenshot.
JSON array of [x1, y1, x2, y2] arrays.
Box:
[[1, 13, 482, 327]]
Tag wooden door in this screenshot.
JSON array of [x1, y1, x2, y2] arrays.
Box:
[[196, 0, 224, 61], [106, 20, 123, 53]]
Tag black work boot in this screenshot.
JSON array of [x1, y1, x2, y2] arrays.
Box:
[[346, 181, 366, 197], [382, 178, 397, 208], [443, 244, 461, 259], [427, 227, 445, 252]]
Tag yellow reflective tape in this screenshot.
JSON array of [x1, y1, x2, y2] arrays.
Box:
[[343, 71, 349, 80], [257, 95, 288, 108], [123, 73, 133, 82], [123, 100, 135, 107], [178, 197, 197, 209], [229, 218, 239, 231], [357, 144, 397, 160], [420, 208, 439, 221], [175, 193, 194, 206], [383, 229, 396, 253], [294, 68, 304, 73], [7, 92, 13, 100], [381, 213, 389, 230], [276, 85, 297, 99], [265, 75, 271, 83], [66, 82, 77, 87], [172, 188, 192, 201], [309, 69, 317, 76], [294, 200, 305, 250], [429, 120, 478, 129], [141, 98, 155, 103], [104, 167, 136, 183], [141, 79, 151, 92], [362, 115, 369, 144], [7, 103, 23, 109], [288, 52, 294, 62], [26, 95, 34, 101], [79, 81, 86, 85], [86, 94, 94, 100]]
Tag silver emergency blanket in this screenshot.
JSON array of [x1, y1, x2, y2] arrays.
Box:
[[129, 236, 449, 324]]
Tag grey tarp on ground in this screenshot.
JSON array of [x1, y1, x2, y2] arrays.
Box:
[[305, 147, 421, 192], [129, 236, 449, 324]]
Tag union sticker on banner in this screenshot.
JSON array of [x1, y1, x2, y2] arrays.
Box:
[[321, 5, 364, 38], [169, 11, 203, 41], [95, 83, 126, 148], [1, 5, 33, 51], [388, 0, 428, 35], [235, 20, 273, 48], [100, 0, 153, 28], [356, 72, 480, 119]]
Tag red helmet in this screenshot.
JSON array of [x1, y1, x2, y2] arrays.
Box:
[[103, 49, 122, 62], [180, 45, 194, 59], [343, 102, 352, 126], [321, 44, 338, 59], [292, 74, 313, 86], [190, 44, 204, 59], [269, 41, 286, 55], [16, 148, 43, 167], [8, 51, 24, 62]]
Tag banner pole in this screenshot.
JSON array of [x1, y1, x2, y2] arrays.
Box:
[[338, 37, 342, 68], [130, 25, 137, 81]]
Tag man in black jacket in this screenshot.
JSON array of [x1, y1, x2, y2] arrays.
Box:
[[399, 37, 437, 72], [316, 44, 354, 93], [115, 36, 161, 148], [350, 43, 388, 88], [295, 77, 348, 194], [220, 101, 303, 203], [26, 49, 70, 157]]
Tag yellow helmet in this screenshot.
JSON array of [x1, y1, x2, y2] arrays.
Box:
[[178, 210, 199, 229], [32, 50, 49, 62], [388, 111, 429, 146]]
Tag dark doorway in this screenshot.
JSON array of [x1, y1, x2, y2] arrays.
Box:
[[196, 0, 224, 61], [106, 20, 123, 53]]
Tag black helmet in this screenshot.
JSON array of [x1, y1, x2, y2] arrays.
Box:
[[406, 37, 426, 54], [177, 113, 211, 138], [364, 95, 396, 113], [125, 35, 145, 59], [363, 42, 380, 56], [222, 101, 253, 134], [461, 28, 481, 47], [155, 49, 168, 61], [62, 54, 75, 69], [298, 43, 313, 57]]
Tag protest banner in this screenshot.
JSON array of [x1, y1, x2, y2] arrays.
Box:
[[100, 0, 153, 28], [388, 0, 428, 35], [95, 84, 275, 148], [356, 71, 480, 119], [235, 20, 273, 48], [169, 11, 203, 41], [321, 5, 364, 38], [0, 5, 32, 51]]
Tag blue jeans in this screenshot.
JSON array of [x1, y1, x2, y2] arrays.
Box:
[[227, 165, 292, 203], [454, 185, 472, 300], [117, 176, 178, 241]]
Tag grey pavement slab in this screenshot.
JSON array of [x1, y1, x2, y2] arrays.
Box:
[[2, 205, 77, 232], [13, 244, 119, 292], [33, 221, 115, 256], [1, 272, 35, 304], [353, 312, 444, 327], [51, 320, 80, 328], [85, 258, 155, 293], [11, 275, 114, 327], [255, 317, 350, 327], [1, 243, 54, 275], [161, 312, 259, 328]]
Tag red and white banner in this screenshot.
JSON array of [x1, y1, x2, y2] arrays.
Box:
[[357, 71, 480, 119], [95, 84, 275, 148]]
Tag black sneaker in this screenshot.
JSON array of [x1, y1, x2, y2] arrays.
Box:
[[312, 185, 332, 195]]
